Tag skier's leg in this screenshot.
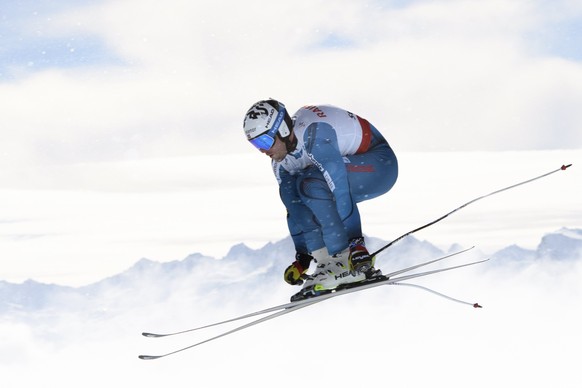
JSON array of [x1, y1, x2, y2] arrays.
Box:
[[295, 140, 399, 251], [278, 170, 326, 254], [296, 166, 352, 255], [342, 140, 398, 273], [346, 142, 398, 203]]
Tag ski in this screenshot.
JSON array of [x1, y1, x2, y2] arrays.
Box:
[[141, 247, 474, 339], [139, 253, 486, 360], [139, 302, 318, 360]]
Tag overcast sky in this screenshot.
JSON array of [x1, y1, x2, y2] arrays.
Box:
[[1, 0, 582, 172]]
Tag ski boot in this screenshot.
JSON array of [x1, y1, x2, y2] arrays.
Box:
[[290, 247, 366, 302]]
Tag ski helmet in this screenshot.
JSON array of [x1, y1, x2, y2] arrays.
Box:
[[243, 99, 294, 151]]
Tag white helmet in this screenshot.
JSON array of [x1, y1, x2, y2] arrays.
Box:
[[243, 99, 293, 151]]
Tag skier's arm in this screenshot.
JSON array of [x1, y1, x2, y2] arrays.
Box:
[[275, 164, 324, 254], [303, 122, 355, 223]]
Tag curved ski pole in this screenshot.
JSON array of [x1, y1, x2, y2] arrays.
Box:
[[392, 282, 482, 308], [372, 164, 572, 258], [142, 248, 474, 338]]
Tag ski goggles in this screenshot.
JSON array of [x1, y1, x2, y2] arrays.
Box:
[[248, 108, 286, 150], [249, 131, 277, 150]]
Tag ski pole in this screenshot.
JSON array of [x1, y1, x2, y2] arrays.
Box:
[[372, 163, 572, 257]]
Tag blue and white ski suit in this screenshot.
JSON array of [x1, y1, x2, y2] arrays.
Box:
[[273, 105, 398, 256]]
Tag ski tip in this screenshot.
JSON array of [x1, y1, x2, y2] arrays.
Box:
[[142, 332, 163, 338], [139, 354, 162, 360], [473, 303, 483, 308], [561, 164, 572, 170]]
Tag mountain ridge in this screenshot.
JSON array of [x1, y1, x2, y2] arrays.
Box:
[[1, 228, 580, 316]]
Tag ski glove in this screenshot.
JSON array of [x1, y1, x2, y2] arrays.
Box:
[[284, 252, 313, 285], [348, 237, 373, 274]]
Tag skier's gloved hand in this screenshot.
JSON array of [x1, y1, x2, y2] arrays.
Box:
[[348, 237, 373, 274], [284, 252, 313, 285]]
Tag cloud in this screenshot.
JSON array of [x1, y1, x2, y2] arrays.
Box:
[[1, 232, 581, 387], [1, 0, 581, 169]]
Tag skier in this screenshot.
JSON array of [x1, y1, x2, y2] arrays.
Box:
[[243, 99, 398, 299]]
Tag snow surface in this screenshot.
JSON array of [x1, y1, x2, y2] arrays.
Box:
[[1, 228, 581, 388]]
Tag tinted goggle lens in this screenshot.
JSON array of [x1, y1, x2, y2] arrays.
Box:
[[249, 133, 276, 150]]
